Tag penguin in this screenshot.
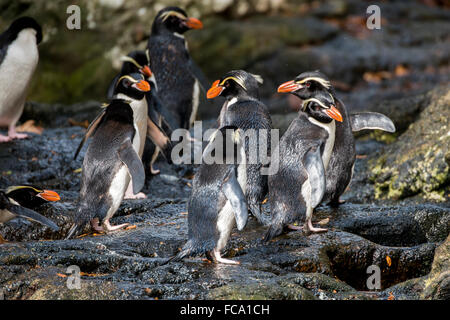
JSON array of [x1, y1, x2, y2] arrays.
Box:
[[147, 6, 207, 130], [168, 126, 248, 264], [74, 73, 150, 200], [1, 187, 59, 242], [277, 70, 395, 206], [106, 50, 174, 175], [265, 92, 342, 240], [0, 17, 42, 142], [66, 76, 150, 238], [4, 185, 60, 209], [206, 70, 272, 224]]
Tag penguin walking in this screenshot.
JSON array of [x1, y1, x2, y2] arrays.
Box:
[[265, 92, 342, 240], [106, 50, 174, 176], [277, 71, 395, 206], [0, 17, 42, 142], [206, 70, 272, 224], [147, 6, 207, 130], [168, 126, 248, 264], [66, 75, 150, 238], [1, 186, 60, 242]]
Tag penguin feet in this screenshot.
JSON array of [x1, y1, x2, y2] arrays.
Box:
[[328, 199, 346, 207], [303, 219, 328, 234], [287, 224, 302, 231], [8, 127, 28, 140], [102, 220, 130, 232], [124, 191, 147, 200], [0, 134, 12, 143], [208, 249, 240, 265]]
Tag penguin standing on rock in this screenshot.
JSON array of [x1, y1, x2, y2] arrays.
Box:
[[0, 17, 42, 142], [168, 126, 248, 265], [265, 92, 341, 240], [207, 70, 272, 224], [106, 50, 174, 176], [147, 6, 207, 130], [1, 186, 60, 242], [66, 75, 150, 238], [277, 71, 395, 206]]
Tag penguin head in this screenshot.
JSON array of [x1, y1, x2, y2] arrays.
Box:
[[152, 7, 203, 35], [7, 16, 42, 44], [114, 73, 151, 100], [207, 70, 263, 100], [120, 51, 152, 79], [5, 185, 60, 209], [277, 71, 334, 100], [302, 91, 342, 123]]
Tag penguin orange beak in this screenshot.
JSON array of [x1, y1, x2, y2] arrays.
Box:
[[277, 80, 303, 93], [134, 80, 151, 92], [37, 190, 60, 202], [185, 17, 203, 29], [140, 65, 152, 78], [207, 80, 224, 99], [324, 105, 343, 122]]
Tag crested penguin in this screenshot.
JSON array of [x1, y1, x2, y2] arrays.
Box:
[[66, 76, 150, 238], [207, 70, 272, 224], [1, 186, 60, 242], [168, 126, 248, 264], [277, 70, 395, 206], [147, 6, 207, 130], [0, 17, 41, 142], [107, 50, 174, 176], [265, 92, 342, 240]]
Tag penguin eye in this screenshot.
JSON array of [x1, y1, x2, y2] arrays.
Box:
[[305, 82, 311, 88], [123, 79, 131, 87]]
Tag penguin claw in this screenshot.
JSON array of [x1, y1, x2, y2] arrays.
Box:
[[102, 221, 130, 232], [304, 220, 328, 234], [210, 249, 240, 265]]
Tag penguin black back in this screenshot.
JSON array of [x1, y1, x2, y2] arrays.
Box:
[[0, 17, 42, 64]]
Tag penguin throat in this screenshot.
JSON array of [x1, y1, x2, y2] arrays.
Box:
[[308, 117, 336, 170]]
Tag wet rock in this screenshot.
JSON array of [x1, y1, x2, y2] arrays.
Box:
[[370, 85, 450, 201], [422, 235, 450, 300]]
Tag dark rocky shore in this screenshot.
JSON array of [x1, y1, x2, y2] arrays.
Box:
[[0, 0, 449, 300]]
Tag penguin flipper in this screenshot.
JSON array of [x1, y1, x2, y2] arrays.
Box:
[[7, 204, 59, 231], [222, 167, 248, 231], [350, 112, 396, 133], [74, 108, 106, 160], [106, 74, 120, 101], [187, 58, 209, 94], [151, 91, 177, 132], [303, 146, 326, 208], [146, 118, 173, 162], [118, 140, 146, 195]]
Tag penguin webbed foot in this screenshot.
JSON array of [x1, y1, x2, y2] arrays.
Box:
[[102, 220, 130, 233], [207, 249, 240, 265], [0, 134, 12, 143], [303, 219, 328, 235]]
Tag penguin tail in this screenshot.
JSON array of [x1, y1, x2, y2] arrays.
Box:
[[264, 223, 283, 243], [163, 239, 212, 265], [65, 205, 91, 239]]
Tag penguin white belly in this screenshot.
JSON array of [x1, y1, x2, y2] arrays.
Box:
[[307, 117, 336, 170], [216, 152, 247, 251], [105, 166, 129, 221], [115, 94, 148, 157], [0, 30, 38, 126]]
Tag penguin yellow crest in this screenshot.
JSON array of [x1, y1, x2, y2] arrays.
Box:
[[220, 76, 247, 91], [160, 10, 187, 22]]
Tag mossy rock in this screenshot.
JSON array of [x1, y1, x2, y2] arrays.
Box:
[[370, 85, 450, 201]]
